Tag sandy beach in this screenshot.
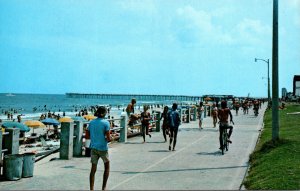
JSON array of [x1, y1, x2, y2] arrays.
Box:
[[1, 105, 165, 159]]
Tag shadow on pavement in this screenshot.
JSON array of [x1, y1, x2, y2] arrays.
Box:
[[146, 141, 166, 144], [125, 141, 165, 144], [148, 150, 169, 152], [124, 142, 144, 144], [196, 151, 221, 156], [247, 116, 259, 118], [201, 128, 219, 132], [179, 128, 200, 131], [180, 128, 218, 132], [121, 165, 248, 174]]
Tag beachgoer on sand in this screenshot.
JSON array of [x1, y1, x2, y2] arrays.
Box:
[[89, 106, 111, 190]]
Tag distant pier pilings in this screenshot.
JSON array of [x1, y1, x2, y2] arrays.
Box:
[[66, 93, 201, 102]]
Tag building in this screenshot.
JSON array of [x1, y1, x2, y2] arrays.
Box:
[[282, 88, 287, 99], [293, 75, 300, 96]]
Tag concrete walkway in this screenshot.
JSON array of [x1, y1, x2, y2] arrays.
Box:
[[0, 104, 266, 190]]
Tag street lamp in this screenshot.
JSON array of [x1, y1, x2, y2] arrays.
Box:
[[255, 58, 271, 103]]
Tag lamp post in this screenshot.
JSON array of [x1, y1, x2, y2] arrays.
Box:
[[255, 58, 271, 103]]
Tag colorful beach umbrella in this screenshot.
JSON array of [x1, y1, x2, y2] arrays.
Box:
[[24, 120, 46, 133], [59, 117, 74, 123], [83, 115, 96, 121], [2, 122, 30, 132], [24, 120, 46, 128], [204, 97, 212, 101], [41, 118, 60, 125]]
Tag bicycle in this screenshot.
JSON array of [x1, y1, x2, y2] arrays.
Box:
[[220, 120, 234, 155]]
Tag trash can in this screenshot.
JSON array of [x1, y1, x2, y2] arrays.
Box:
[[3, 154, 23, 181], [22, 152, 35, 178]]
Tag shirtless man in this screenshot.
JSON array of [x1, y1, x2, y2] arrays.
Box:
[[218, 101, 233, 150]]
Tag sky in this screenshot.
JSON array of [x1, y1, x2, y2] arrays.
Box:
[[0, 0, 299, 97]]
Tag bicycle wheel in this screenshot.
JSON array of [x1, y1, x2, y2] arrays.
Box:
[[225, 133, 229, 151], [221, 129, 226, 155], [224, 131, 228, 152]]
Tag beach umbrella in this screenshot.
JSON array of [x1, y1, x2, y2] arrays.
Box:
[[24, 120, 46, 128], [204, 97, 212, 101], [59, 117, 74, 123], [2, 122, 30, 132], [24, 120, 46, 134], [83, 115, 96, 121], [41, 118, 60, 125]]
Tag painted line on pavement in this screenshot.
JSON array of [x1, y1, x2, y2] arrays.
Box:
[[111, 134, 208, 190]]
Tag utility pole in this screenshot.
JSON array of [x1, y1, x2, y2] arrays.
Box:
[[272, 0, 279, 141]]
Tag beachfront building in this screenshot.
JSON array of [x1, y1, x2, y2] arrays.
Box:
[[293, 75, 300, 96], [282, 88, 287, 99]]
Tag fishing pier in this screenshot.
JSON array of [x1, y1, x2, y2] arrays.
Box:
[[66, 93, 201, 102]]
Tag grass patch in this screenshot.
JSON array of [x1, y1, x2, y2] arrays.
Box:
[[243, 103, 300, 190]]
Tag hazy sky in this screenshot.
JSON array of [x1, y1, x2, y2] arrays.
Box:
[[0, 0, 299, 97]]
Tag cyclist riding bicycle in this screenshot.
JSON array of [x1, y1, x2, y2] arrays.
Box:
[[218, 100, 234, 150]]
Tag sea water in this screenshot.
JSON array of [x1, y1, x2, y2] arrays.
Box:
[[0, 93, 173, 120]]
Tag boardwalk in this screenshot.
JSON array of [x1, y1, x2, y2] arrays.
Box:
[[0, 104, 266, 190]]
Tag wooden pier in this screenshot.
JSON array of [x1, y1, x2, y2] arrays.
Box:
[[66, 93, 201, 102]]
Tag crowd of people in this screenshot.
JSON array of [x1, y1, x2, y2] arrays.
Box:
[[232, 99, 264, 116], [89, 99, 263, 190]]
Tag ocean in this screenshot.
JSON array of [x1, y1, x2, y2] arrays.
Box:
[[0, 93, 178, 120]]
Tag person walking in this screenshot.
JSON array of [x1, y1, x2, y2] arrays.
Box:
[[235, 102, 240, 116], [168, 103, 181, 151], [160, 106, 170, 142], [140, 105, 152, 143], [197, 102, 204, 129], [211, 103, 218, 128], [89, 106, 111, 190]]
